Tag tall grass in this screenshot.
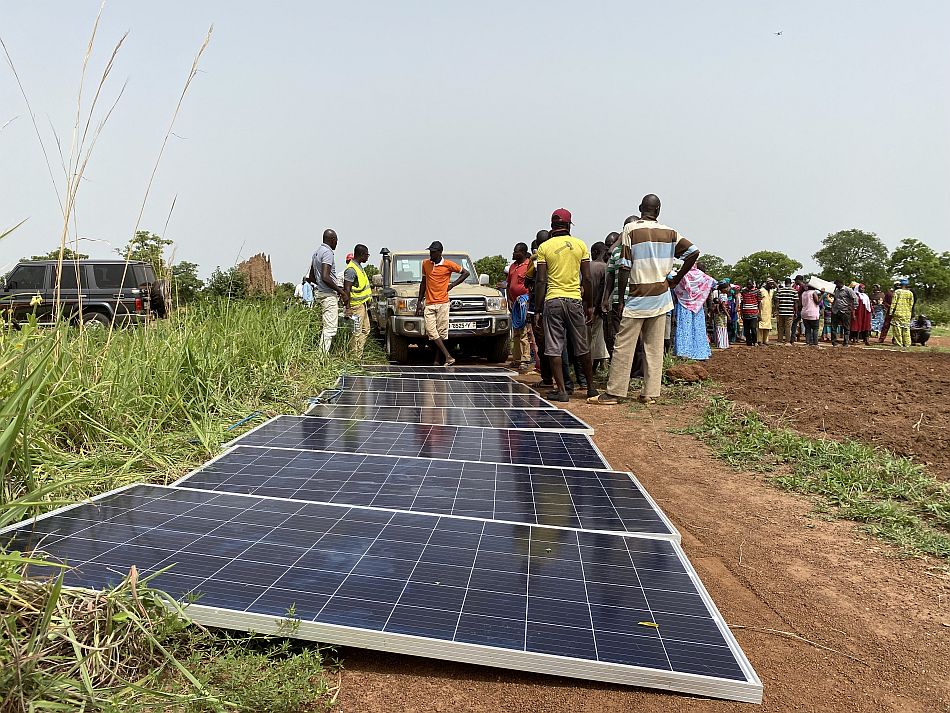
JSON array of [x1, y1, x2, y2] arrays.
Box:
[[1, 299, 371, 508], [0, 301, 358, 710]]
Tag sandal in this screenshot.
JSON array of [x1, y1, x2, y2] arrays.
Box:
[[588, 393, 620, 405], [637, 396, 658, 405]]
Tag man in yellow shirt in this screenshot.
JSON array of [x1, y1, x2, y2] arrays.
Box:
[[534, 208, 598, 402]]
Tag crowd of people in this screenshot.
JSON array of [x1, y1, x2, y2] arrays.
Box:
[[299, 196, 936, 405], [699, 277, 931, 350]]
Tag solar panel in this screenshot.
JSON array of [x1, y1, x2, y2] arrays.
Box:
[[334, 376, 534, 395], [366, 365, 516, 376], [304, 404, 592, 433], [2, 484, 761, 702], [364, 373, 520, 383], [227, 416, 610, 470], [173, 446, 678, 540], [315, 390, 552, 409]]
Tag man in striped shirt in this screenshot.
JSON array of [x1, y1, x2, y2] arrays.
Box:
[[773, 278, 798, 343], [589, 195, 699, 405]]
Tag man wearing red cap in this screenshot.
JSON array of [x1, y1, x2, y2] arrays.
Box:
[[533, 208, 597, 402]]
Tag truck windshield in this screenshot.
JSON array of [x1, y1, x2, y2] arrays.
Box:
[[391, 254, 478, 284]]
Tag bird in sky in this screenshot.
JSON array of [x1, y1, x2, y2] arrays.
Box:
[[774, 31, 783, 36]]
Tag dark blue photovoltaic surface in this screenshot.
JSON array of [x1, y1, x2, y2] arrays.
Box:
[[227, 416, 608, 469], [2, 485, 746, 682], [304, 404, 590, 431], [360, 373, 518, 383], [317, 391, 550, 409], [334, 376, 533, 395], [176, 446, 675, 537]]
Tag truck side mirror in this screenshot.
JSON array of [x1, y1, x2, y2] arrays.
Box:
[[372, 274, 382, 287], [478, 274, 490, 286]]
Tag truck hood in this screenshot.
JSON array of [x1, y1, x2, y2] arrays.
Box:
[[389, 284, 501, 298]]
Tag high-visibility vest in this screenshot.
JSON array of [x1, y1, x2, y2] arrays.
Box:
[[346, 260, 372, 305]]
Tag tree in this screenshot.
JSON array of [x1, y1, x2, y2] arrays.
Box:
[[475, 255, 507, 286], [364, 264, 380, 281], [696, 254, 732, 280], [889, 238, 950, 299], [203, 267, 248, 300], [813, 229, 890, 287], [29, 246, 89, 261], [731, 251, 802, 285], [170, 261, 204, 304], [117, 230, 173, 275]]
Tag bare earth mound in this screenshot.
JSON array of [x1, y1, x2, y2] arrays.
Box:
[[705, 346, 950, 479]]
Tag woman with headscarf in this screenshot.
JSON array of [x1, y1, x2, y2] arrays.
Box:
[[672, 264, 718, 360], [890, 280, 915, 348], [711, 281, 731, 349], [850, 283, 872, 345]]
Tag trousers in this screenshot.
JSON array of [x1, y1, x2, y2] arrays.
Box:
[[317, 292, 339, 351], [606, 314, 665, 399], [349, 302, 371, 358], [512, 326, 530, 365]]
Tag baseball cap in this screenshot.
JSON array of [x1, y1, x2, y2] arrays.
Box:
[[551, 208, 572, 224], [427, 241, 443, 251], [345, 253, 354, 262]]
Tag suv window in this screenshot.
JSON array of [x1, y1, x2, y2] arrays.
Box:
[[91, 264, 138, 289], [55, 264, 87, 290], [391, 254, 477, 284], [8, 264, 47, 290]]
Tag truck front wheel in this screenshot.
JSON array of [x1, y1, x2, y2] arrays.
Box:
[[386, 331, 411, 363], [484, 334, 510, 364]]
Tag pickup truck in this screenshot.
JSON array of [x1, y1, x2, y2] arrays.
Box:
[[369, 249, 511, 363]]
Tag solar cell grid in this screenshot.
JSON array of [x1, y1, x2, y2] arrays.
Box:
[[303, 405, 592, 432], [173, 446, 678, 539], [226, 416, 610, 469], [335, 376, 533, 395], [362, 373, 519, 383], [317, 390, 551, 409], [1, 484, 760, 702]]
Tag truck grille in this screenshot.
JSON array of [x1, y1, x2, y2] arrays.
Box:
[[449, 297, 486, 313]]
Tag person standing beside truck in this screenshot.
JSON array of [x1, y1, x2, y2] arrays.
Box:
[[506, 242, 533, 371], [343, 243, 372, 359], [311, 228, 345, 351], [415, 241, 470, 365]]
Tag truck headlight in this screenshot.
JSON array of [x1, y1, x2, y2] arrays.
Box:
[[393, 297, 418, 315], [486, 296, 507, 313]]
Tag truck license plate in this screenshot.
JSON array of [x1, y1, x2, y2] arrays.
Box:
[[450, 321, 477, 330]]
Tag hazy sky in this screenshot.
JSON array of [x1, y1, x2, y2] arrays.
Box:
[[2, 1, 948, 281]]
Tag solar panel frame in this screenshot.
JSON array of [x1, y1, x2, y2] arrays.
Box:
[[225, 416, 612, 470], [0, 484, 762, 703], [302, 405, 594, 433], [315, 390, 554, 409], [333, 376, 535, 395], [171, 445, 679, 541]]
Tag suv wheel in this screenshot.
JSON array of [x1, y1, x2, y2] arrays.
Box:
[[386, 330, 411, 363], [81, 311, 111, 329], [484, 334, 511, 363], [150, 279, 171, 318]]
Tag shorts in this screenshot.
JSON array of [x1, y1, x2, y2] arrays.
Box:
[[543, 297, 590, 357], [424, 302, 450, 340]]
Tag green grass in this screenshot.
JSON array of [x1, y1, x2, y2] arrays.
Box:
[[685, 396, 950, 560], [0, 299, 371, 710], [1, 299, 377, 508]]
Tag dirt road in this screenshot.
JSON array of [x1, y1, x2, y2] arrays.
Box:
[[336, 363, 950, 712]]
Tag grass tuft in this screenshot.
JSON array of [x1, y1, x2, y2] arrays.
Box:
[[687, 396, 950, 560]]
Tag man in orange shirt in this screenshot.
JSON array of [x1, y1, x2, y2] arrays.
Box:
[[415, 240, 470, 365]]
